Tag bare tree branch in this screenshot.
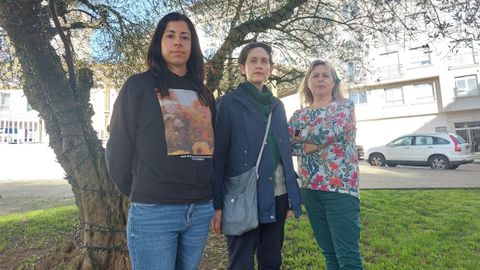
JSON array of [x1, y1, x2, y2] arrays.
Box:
[[49, 0, 78, 97]]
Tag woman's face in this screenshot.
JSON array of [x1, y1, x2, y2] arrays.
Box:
[[240, 47, 272, 88], [307, 64, 336, 99], [161, 21, 192, 70]]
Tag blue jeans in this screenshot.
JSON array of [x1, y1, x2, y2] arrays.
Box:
[[302, 189, 363, 270], [127, 201, 214, 270]]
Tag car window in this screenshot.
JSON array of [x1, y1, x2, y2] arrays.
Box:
[[451, 134, 466, 144], [433, 137, 450, 145], [391, 136, 413, 146], [415, 136, 433, 145]]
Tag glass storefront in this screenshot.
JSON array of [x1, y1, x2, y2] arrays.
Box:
[[455, 121, 480, 152]]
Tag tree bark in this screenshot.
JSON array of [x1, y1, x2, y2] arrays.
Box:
[[0, 1, 129, 269]]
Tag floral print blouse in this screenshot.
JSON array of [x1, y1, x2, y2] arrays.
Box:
[[288, 98, 359, 198]]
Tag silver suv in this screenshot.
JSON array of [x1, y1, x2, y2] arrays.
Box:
[[366, 133, 474, 169]]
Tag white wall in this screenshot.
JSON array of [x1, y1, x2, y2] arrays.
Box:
[[0, 143, 65, 180], [0, 90, 38, 119], [280, 93, 302, 120]]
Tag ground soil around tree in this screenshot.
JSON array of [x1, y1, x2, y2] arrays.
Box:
[[0, 179, 228, 269]]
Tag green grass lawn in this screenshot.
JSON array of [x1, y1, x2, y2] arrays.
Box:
[[283, 189, 480, 270], [1, 190, 479, 270], [0, 205, 78, 269]]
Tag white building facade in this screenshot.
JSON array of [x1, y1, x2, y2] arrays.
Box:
[[0, 90, 46, 143], [0, 88, 116, 144], [280, 38, 480, 155], [347, 39, 480, 153]]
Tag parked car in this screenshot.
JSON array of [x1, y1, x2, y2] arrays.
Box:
[[366, 133, 474, 169], [356, 145, 365, 160]]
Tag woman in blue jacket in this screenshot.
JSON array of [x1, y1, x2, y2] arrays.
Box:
[[212, 42, 302, 270]]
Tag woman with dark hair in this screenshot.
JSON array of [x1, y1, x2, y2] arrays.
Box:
[[212, 42, 302, 270], [106, 12, 215, 270]]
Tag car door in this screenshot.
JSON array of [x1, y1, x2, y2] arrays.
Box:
[[411, 136, 435, 164], [385, 136, 413, 161]]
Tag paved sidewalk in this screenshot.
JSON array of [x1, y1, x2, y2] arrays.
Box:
[[0, 179, 74, 215], [1, 162, 479, 215], [360, 162, 480, 189]]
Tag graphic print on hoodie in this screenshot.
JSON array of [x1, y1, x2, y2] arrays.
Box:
[[156, 88, 214, 156]]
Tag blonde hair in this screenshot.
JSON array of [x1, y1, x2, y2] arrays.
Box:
[[298, 59, 344, 105]]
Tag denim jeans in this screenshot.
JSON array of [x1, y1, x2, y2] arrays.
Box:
[[127, 201, 214, 270], [302, 189, 363, 270]]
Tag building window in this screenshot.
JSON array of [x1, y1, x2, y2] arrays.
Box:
[[349, 91, 367, 105], [385, 87, 404, 105], [410, 45, 431, 67], [346, 61, 365, 82], [0, 93, 10, 111], [414, 83, 436, 102], [454, 74, 479, 97], [377, 51, 402, 78], [347, 62, 355, 81], [448, 41, 477, 68]]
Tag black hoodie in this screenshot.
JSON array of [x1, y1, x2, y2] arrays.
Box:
[[106, 70, 215, 204]]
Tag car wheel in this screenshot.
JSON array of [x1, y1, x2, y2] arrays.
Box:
[[387, 163, 397, 167], [369, 153, 386, 166], [429, 155, 450, 170], [449, 165, 459, 170]]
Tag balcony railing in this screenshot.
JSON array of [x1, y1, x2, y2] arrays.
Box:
[[376, 64, 403, 79], [448, 52, 477, 68], [454, 87, 480, 98]]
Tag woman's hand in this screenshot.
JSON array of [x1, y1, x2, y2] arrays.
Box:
[[303, 143, 319, 154], [291, 135, 303, 142], [211, 209, 222, 235], [286, 210, 294, 219]]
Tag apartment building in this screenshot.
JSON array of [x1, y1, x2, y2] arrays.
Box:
[[0, 88, 115, 143], [0, 90, 46, 143], [346, 39, 480, 152], [280, 39, 480, 155]]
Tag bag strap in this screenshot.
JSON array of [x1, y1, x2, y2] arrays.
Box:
[[255, 112, 272, 179]]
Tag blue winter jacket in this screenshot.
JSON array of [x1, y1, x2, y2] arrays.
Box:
[[213, 85, 302, 223]]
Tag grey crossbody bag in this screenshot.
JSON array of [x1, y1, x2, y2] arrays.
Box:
[[221, 112, 272, 236]]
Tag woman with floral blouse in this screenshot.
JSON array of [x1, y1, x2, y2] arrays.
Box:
[[288, 60, 363, 270]]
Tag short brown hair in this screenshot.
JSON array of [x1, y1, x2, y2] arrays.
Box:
[[237, 42, 274, 77], [298, 60, 344, 105]]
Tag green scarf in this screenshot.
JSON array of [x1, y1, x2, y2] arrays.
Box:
[[241, 81, 282, 174]]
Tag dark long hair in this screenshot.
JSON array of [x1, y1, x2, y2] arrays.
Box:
[[146, 12, 212, 106]]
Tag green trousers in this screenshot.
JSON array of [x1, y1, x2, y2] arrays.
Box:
[[302, 189, 364, 270]]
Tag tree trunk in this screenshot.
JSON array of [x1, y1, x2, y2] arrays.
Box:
[[0, 1, 129, 269]]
